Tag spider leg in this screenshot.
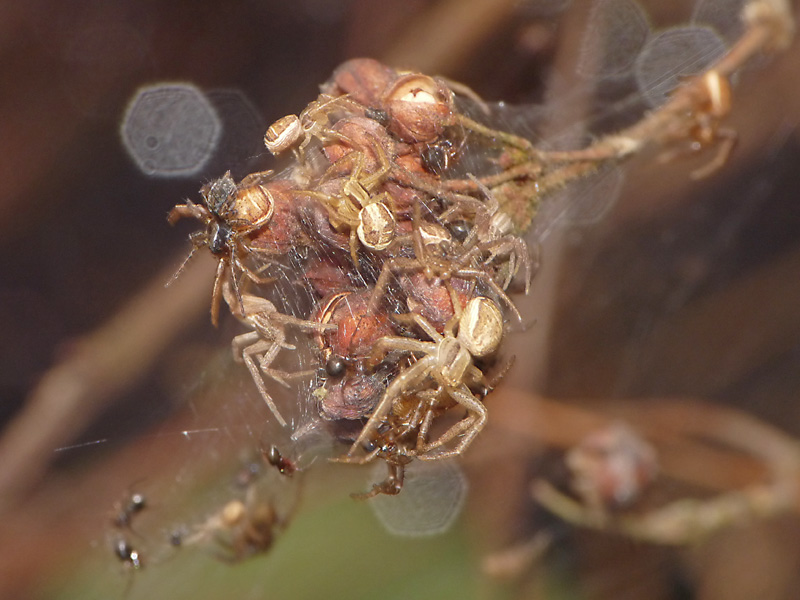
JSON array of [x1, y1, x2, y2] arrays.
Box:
[[167, 243, 201, 289], [238, 169, 274, 187], [456, 267, 522, 323], [352, 452, 412, 499], [417, 383, 487, 460], [233, 332, 288, 427], [414, 388, 443, 453], [369, 336, 435, 369], [167, 200, 209, 225], [348, 230, 360, 267], [481, 235, 535, 293], [690, 128, 737, 179], [330, 444, 382, 465], [411, 313, 444, 343], [210, 259, 230, 327], [348, 357, 434, 457], [241, 295, 333, 387], [366, 256, 421, 314]]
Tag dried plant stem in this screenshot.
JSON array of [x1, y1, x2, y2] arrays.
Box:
[[381, 0, 518, 75], [536, 0, 795, 164], [0, 254, 216, 512], [527, 398, 800, 544]]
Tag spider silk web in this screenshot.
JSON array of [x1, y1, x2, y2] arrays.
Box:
[[41, 0, 796, 597]]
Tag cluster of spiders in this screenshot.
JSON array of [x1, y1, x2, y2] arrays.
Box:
[[169, 58, 550, 496], [169, 38, 755, 502], [126, 0, 794, 573]]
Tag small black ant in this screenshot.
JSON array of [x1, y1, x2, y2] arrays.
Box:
[[113, 537, 143, 570], [112, 491, 147, 530], [263, 444, 296, 477]]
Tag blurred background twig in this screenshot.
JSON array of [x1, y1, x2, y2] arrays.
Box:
[[2, 1, 800, 599]]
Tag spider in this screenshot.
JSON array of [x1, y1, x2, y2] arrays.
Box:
[[170, 171, 341, 326], [111, 489, 147, 531], [351, 433, 414, 499], [228, 286, 336, 428], [312, 289, 398, 364], [263, 93, 360, 163], [301, 122, 398, 264], [366, 212, 523, 324], [438, 175, 536, 293], [112, 537, 143, 570], [263, 444, 297, 477], [346, 295, 505, 461], [658, 69, 737, 179], [168, 170, 279, 326], [186, 491, 279, 563]]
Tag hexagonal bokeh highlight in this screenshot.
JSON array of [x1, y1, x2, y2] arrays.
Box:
[[576, 0, 650, 80], [635, 26, 728, 107], [121, 82, 222, 177], [368, 459, 468, 537]]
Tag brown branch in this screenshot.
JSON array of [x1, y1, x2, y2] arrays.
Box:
[[0, 252, 216, 512]]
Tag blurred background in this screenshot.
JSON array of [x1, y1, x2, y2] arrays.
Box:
[[2, 0, 800, 598]]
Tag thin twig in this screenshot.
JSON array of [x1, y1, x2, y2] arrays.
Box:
[[0, 253, 216, 512]]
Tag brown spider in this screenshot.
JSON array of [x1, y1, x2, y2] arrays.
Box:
[[351, 433, 414, 499], [301, 125, 399, 264], [186, 491, 279, 563], [168, 170, 278, 326], [169, 171, 342, 326], [227, 285, 335, 427], [366, 212, 523, 324], [347, 295, 504, 461], [659, 69, 738, 179], [263, 444, 297, 477], [263, 93, 360, 163], [438, 175, 536, 293]]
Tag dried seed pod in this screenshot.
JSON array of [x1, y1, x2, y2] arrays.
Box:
[[401, 273, 474, 332], [303, 254, 356, 298], [319, 371, 386, 420], [382, 74, 454, 143], [314, 290, 396, 361], [566, 423, 658, 510], [245, 179, 312, 253], [324, 58, 397, 107], [379, 181, 427, 217], [322, 116, 395, 175]]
